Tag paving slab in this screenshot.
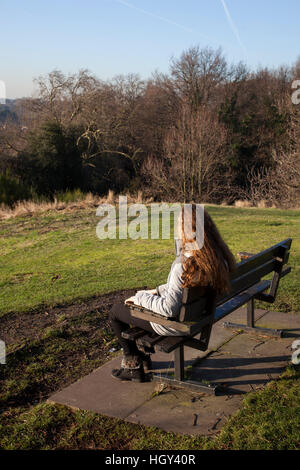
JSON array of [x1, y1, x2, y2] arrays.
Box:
[[256, 310, 300, 336], [219, 333, 292, 358], [49, 355, 154, 419], [49, 307, 239, 414], [49, 309, 300, 436], [126, 387, 243, 436], [191, 349, 290, 394]]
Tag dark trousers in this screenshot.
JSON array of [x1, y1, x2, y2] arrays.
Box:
[[109, 303, 155, 356]]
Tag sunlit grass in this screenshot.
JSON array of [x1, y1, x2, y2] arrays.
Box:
[[0, 205, 299, 316], [0, 204, 299, 450]]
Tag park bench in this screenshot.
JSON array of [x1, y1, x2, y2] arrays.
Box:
[[123, 238, 292, 394]]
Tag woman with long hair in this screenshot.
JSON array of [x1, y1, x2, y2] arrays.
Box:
[[109, 205, 236, 382]]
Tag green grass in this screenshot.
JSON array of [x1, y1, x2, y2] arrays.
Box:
[[0, 204, 299, 450], [1, 366, 299, 450], [0, 312, 116, 408], [213, 365, 300, 450], [0, 205, 299, 316]]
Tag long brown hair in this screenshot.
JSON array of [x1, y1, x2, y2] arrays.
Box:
[[180, 205, 236, 294]]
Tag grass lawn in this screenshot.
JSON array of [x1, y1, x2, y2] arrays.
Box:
[[0, 204, 299, 450], [0, 204, 299, 316]]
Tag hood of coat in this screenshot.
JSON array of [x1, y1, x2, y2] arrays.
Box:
[[175, 238, 193, 259]]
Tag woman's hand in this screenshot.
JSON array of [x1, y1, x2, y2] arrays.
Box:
[[124, 296, 136, 304], [125, 289, 157, 305], [136, 289, 157, 295]]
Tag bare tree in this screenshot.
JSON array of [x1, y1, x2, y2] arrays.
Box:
[[269, 94, 300, 207], [236, 89, 300, 207], [170, 45, 247, 110], [33, 69, 99, 126], [143, 102, 228, 202]]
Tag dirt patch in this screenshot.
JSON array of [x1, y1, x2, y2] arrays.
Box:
[[1, 288, 148, 410], [1, 288, 141, 347], [9, 273, 33, 284]]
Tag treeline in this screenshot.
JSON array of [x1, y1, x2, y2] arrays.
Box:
[[0, 45, 299, 207]]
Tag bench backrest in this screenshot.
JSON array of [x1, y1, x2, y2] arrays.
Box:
[[179, 238, 292, 323]]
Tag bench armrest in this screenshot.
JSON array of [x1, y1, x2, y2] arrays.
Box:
[[127, 303, 209, 335], [237, 251, 255, 260]]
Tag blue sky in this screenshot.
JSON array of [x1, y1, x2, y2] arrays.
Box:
[[1, 0, 299, 98]]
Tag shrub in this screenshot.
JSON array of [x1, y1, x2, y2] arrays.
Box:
[[0, 169, 32, 207]]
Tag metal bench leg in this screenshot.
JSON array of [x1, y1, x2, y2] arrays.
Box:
[[174, 345, 184, 381], [247, 298, 254, 328], [152, 345, 222, 395], [223, 298, 283, 337]]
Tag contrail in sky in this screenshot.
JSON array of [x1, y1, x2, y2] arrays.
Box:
[[220, 0, 247, 56], [113, 0, 212, 41]]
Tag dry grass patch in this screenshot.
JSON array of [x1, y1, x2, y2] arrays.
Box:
[[0, 190, 154, 220]]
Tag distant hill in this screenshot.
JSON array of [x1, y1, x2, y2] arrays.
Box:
[[0, 99, 18, 123]]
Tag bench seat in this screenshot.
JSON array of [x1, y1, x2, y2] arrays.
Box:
[[129, 279, 272, 336], [121, 238, 292, 394]]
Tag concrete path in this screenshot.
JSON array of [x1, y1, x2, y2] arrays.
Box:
[[49, 308, 300, 436]]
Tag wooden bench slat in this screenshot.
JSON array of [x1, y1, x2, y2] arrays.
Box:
[[179, 297, 207, 322], [255, 266, 291, 302], [230, 239, 291, 281], [121, 327, 148, 341], [156, 335, 211, 354], [146, 280, 272, 354], [237, 252, 255, 260], [124, 239, 292, 394], [129, 306, 193, 334], [137, 334, 165, 348], [182, 285, 206, 304], [129, 279, 271, 336], [178, 258, 279, 323], [214, 279, 271, 323], [180, 240, 290, 305], [216, 258, 276, 305], [155, 335, 189, 353], [279, 266, 291, 278], [178, 243, 290, 323]]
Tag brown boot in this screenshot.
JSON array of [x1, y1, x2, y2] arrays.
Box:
[[111, 355, 145, 382], [137, 345, 154, 371], [137, 351, 153, 371]]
